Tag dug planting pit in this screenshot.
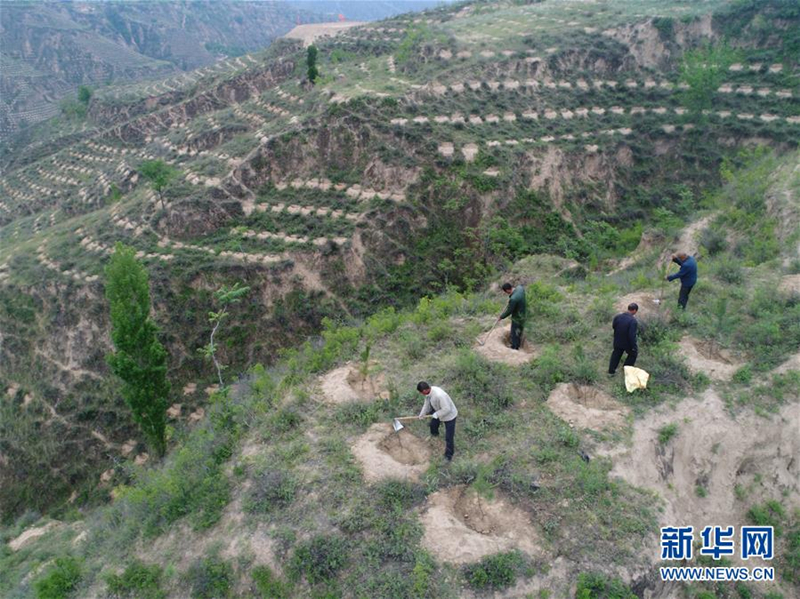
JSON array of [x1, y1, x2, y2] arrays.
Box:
[[351, 423, 432, 483], [615, 291, 663, 319], [420, 486, 542, 564], [547, 383, 630, 431], [678, 336, 743, 382], [474, 325, 537, 366], [319, 362, 387, 404]]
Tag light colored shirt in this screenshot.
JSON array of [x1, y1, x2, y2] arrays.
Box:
[[418, 385, 458, 422]]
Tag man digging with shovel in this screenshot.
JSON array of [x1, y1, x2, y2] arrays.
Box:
[[498, 282, 527, 350], [417, 382, 458, 462]]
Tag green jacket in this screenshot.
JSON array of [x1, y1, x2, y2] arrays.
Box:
[[499, 285, 526, 326]]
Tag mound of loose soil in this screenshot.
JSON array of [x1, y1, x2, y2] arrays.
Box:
[[607, 389, 800, 556], [9, 521, 62, 551], [615, 291, 665, 319], [319, 362, 387, 404], [351, 423, 432, 482], [678, 336, 743, 381], [474, 325, 537, 366], [779, 274, 800, 295], [773, 350, 800, 375], [419, 486, 542, 564], [547, 383, 629, 430]]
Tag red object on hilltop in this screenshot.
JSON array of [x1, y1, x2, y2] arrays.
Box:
[[338, 13, 346, 22]]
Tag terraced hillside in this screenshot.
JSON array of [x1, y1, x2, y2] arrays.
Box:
[[0, 0, 798, 535], [0, 0, 329, 141]]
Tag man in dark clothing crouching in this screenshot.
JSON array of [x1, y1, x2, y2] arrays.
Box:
[[608, 302, 638, 376]]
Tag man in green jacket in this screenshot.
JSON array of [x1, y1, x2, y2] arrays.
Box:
[[499, 282, 526, 350]]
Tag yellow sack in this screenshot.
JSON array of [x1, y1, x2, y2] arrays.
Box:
[[624, 366, 650, 393]]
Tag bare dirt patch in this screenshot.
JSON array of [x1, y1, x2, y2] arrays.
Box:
[[283, 22, 365, 46], [678, 336, 743, 381], [659, 213, 717, 265], [352, 423, 432, 482], [9, 521, 62, 551], [615, 291, 665, 320], [547, 383, 630, 430], [474, 325, 537, 366], [779, 274, 800, 295], [319, 363, 387, 404], [606, 390, 800, 560], [773, 350, 800, 375], [420, 486, 542, 564]]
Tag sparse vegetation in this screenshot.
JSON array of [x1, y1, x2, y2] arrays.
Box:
[[186, 555, 233, 599], [658, 422, 679, 444], [34, 556, 82, 599], [464, 550, 526, 590], [575, 572, 636, 599], [105, 560, 166, 599], [288, 534, 349, 586]]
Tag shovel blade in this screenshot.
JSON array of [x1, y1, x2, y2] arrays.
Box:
[[392, 418, 404, 432]]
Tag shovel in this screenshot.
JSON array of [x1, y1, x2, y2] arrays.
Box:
[[478, 319, 500, 346], [392, 415, 432, 432]]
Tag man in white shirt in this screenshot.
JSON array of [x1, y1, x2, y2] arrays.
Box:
[[417, 381, 458, 461]]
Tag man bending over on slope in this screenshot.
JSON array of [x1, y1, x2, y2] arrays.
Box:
[[417, 381, 458, 462], [498, 282, 526, 350]]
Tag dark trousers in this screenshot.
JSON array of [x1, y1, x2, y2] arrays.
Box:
[[510, 322, 523, 350], [430, 417, 456, 460], [678, 285, 693, 310], [609, 347, 637, 375]]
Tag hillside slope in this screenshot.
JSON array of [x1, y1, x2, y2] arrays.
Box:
[[1, 148, 799, 597], [0, 0, 798, 552]]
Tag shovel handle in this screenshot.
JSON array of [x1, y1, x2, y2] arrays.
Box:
[[394, 415, 432, 422]]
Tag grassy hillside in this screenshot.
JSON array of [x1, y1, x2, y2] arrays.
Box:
[[0, 0, 798, 581], [2, 148, 799, 597]]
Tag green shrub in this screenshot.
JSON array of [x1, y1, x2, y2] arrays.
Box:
[[34, 556, 82, 599], [785, 524, 800, 584], [747, 500, 785, 537], [575, 572, 636, 599], [658, 423, 679, 444], [570, 345, 598, 384], [529, 346, 569, 391], [245, 469, 297, 514], [105, 560, 165, 599], [251, 566, 291, 598], [376, 480, 425, 513], [733, 364, 752, 384], [638, 313, 671, 345], [288, 535, 349, 585], [713, 257, 745, 284], [114, 426, 231, 537], [187, 556, 233, 599], [450, 350, 513, 410], [412, 553, 436, 597], [266, 407, 302, 434], [464, 550, 525, 590], [700, 226, 728, 256]]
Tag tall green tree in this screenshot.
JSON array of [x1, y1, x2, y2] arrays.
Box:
[[139, 159, 177, 213], [105, 243, 170, 457], [306, 44, 319, 84], [77, 85, 93, 105]]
